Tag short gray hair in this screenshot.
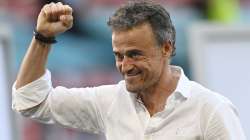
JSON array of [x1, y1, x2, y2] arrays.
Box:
[[107, 0, 176, 56]]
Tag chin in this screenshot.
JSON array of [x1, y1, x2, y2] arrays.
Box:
[[125, 83, 142, 93]]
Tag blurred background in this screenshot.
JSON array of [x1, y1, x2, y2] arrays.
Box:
[[0, 0, 250, 140]]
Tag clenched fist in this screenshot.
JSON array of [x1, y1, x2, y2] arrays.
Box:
[[36, 2, 73, 37]]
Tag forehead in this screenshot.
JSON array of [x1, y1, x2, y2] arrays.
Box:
[[112, 23, 157, 52]]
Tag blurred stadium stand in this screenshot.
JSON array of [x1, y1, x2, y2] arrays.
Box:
[[0, 0, 249, 140]]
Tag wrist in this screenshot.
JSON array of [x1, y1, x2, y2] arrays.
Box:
[[35, 27, 54, 37], [33, 29, 57, 44]]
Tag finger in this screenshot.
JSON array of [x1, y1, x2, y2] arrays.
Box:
[[54, 2, 63, 14], [63, 5, 73, 15], [42, 4, 51, 18], [50, 2, 59, 21], [56, 2, 64, 14], [57, 1, 63, 6], [56, 2, 67, 15], [60, 15, 73, 28]]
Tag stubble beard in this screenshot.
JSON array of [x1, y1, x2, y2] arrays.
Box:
[[125, 74, 160, 95], [125, 80, 143, 93]]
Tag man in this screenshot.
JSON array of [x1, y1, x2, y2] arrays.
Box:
[[12, 1, 246, 140]]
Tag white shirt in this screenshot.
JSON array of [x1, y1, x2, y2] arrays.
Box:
[[12, 67, 246, 140]]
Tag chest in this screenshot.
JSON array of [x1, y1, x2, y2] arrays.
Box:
[[104, 96, 202, 140]]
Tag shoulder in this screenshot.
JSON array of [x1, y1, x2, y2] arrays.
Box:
[[95, 80, 125, 93], [189, 81, 234, 108], [94, 80, 126, 98], [52, 80, 125, 98], [188, 81, 240, 130], [92, 80, 127, 110], [188, 81, 238, 121], [51, 80, 126, 110], [188, 81, 243, 133]]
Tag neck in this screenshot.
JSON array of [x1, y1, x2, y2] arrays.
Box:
[[139, 66, 180, 116]]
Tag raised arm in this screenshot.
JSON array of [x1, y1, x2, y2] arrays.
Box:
[[15, 2, 73, 89], [12, 3, 107, 133]]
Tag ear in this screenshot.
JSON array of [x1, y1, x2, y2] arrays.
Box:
[[161, 41, 173, 58]]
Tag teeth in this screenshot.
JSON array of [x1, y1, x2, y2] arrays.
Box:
[[127, 74, 137, 76], [127, 71, 141, 76]]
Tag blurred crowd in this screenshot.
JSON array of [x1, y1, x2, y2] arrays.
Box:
[[0, 0, 249, 140]]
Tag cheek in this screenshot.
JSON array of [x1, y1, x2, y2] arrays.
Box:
[[136, 61, 151, 76], [115, 62, 122, 72], [144, 61, 161, 75]]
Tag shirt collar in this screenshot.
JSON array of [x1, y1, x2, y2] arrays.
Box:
[[124, 66, 191, 100], [172, 66, 191, 99]]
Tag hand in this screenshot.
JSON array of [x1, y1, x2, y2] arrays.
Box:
[[36, 2, 73, 37]]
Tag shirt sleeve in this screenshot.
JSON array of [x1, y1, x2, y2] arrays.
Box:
[[12, 70, 52, 111], [12, 70, 105, 134], [204, 102, 246, 140]]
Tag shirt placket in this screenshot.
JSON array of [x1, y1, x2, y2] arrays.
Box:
[[141, 94, 177, 140]]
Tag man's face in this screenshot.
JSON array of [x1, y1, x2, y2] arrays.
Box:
[[112, 23, 167, 93]]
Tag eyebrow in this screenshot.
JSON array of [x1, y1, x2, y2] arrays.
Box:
[[126, 49, 143, 55], [113, 49, 143, 55]]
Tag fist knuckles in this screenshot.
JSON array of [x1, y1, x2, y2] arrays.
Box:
[[36, 2, 73, 37], [42, 2, 73, 21]]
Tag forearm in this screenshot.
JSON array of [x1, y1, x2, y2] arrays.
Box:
[[15, 37, 51, 89]]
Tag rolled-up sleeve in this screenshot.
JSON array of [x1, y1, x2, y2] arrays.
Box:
[[12, 70, 106, 134], [12, 70, 52, 111]]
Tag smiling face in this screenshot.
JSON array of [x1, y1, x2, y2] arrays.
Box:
[[112, 23, 170, 93]]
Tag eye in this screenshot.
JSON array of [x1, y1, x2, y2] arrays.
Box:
[[127, 51, 142, 59], [114, 52, 124, 61]]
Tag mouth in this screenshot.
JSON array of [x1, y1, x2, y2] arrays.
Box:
[[125, 70, 142, 80]]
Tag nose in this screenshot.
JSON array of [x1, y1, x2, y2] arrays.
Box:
[[120, 56, 134, 74]]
